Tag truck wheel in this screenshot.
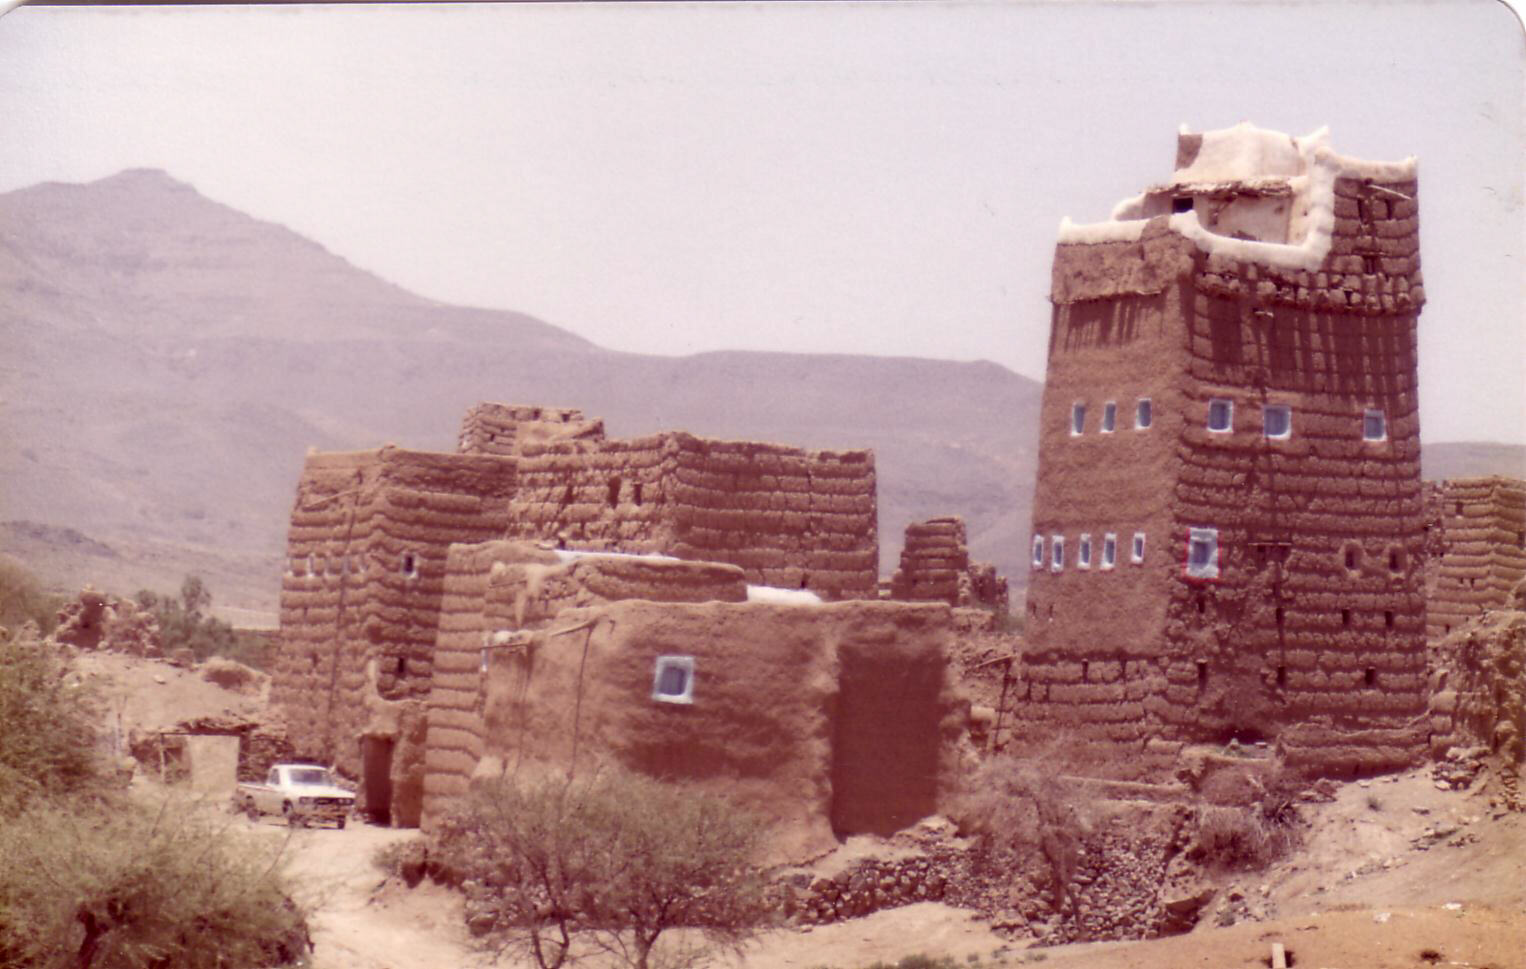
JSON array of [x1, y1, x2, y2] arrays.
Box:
[[283, 802, 303, 828], [336, 815, 347, 830], [244, 798, 260, 822]]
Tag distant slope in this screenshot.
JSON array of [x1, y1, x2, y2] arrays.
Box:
[[0, 170, 1041, 611], [1421, 443, 1526, 482]]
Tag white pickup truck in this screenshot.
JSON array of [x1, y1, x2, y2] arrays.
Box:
[[236, 764, 355, 828]]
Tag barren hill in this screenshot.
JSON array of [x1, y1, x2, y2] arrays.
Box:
[[0, 170, 1039, 613]]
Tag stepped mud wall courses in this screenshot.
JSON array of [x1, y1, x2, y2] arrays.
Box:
[[270, 448, 519, 785], [1019, 129, 1427, 775], [1424, 477, 1526, 640], [457, 402, 604, 457], [891, 516, 1009, 612], [505, 431, 879, 599]]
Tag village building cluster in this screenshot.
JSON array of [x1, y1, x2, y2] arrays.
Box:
[[268, 123, 1525, 851]]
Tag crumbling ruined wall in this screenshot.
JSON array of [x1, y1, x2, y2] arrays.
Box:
[[506, 432, 878, 599], [1427, 612, 1526, 763], [1018, 128, 1428, 775], [1425, 477, 1526, 640], [271, 447, 518, 783], [890, 516, 1009, 612], [457, 402, 605, 457], [52, 586, 162, 657]]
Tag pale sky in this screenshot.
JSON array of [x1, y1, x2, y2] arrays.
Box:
[[1, 0, 1521, 444]]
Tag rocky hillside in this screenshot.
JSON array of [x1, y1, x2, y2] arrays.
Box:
[[0, 170, 1040, 612]]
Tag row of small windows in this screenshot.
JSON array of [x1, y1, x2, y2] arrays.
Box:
[[1071, 398, 1387, 442], [287, 552, 420, 579], [1033, 531, 1147, 571], [1071, 399, 1152, 435]]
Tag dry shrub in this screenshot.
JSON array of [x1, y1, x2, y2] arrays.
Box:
[[0, 796, 310, 968], [951, 750, 1092, 914], [0, 629, 109, 812], [432, 767, 770, 969], [1192, 801, 1299, 871], [200, 656, 266, 695]]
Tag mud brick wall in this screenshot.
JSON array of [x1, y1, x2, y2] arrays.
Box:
[[506, 431, 878, 599], [1019, 157, 1428, 775], [891, 517, 970, 603], [1424, 477, 1526, 640], [271, 448, 519, 778], [420, 544, 750, 826], [891, 516, 1009, 611], [457, 402, 604, 457], [427, 595, 957, 860]]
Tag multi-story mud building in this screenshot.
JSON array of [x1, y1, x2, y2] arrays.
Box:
[[1015, 123, 1429, 774]]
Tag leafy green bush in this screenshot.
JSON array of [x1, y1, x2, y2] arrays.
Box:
[[0, 629, 108, 813], [432, 767, 770, 969], [135, 576, 269, 669], [0, 796, 310, 968]]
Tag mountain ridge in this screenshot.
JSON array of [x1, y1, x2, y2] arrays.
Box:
[[0, 169, 1041, 611]]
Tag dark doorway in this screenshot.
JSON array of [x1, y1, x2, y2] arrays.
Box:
[[830, 645, 942, 836], [362, 735, 395, 825]]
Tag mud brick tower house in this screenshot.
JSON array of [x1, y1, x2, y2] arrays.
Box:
[[1017, 124, 1428, 774]]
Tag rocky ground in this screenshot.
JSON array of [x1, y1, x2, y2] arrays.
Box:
[[78, 646, 1526, 969]]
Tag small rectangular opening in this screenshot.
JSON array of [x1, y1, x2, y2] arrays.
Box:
[[1172, 195, 1195, 214], [1364, 667, 1376, 687], [1101, 401, 1117, 433], [1135, 398, 1153, 430], [1341, 608, 1352, 627], [1207, 398, 1233, 433], [1196, 661, 1208, 688], [1276, 665, 1287, 687], [1071, 402, 1086, 436], [1385, 610, 1395, 629]]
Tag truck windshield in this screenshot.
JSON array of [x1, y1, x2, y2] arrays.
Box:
[[289, 768, 332, 786]]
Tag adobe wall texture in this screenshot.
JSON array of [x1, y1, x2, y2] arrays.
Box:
[[505, 432, 879, 599], [269, 447, 519, 797], [457, 401, 605, 457], [1018, 130, 1428, 776], [890, 516, 1009, 612], [1424, 477, 1526, 640], [421, 546, 960, 861], [1427, 612, 1526, 764]]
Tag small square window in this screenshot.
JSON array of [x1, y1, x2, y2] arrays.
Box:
[[1051, 535, 1065, 571], [1263, 405, 1291, 440], [1101, 402, 1117, 433], [1135, 398, 1153, 430], [1031, 535, 1044, 568], [1071, 403, 1086, 436], [652, 655, 695, 704], [1131, 532, 1146, 564], [1363, 408, 1387, 441], [1207, 399, 1233, 433], [1172, 195, 1195, 214], [1186, 527, 1220, 580], [1078, 533, 1092, 569], [1102, 533, 1117, 569]]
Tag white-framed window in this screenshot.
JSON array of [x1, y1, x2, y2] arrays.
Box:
[[401, 552, 420, 579], [1263, 405, 1292, 439], [305, 554, 316, 577], [1078, 533, 1093, 569], [1071, 402, 1086, 436], [1136, 398, 1153, 430], [1363, 408, 1387, 441], [1051, 534, 1065, 571], [1101, 402, 1117, 433], [1131, 532, 1146, 564], [652, 655, 695, 704], [1186, 527, 1220, 580], [1102, 533, 1117, 569], [1031, 535, 1044, 568], [1207, 398, 1233, 433]]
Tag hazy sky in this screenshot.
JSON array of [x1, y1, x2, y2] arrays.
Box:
[[1, 0, 1521, 444]]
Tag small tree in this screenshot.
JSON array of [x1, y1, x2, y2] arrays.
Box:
[[434, 768, 770, 969]]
